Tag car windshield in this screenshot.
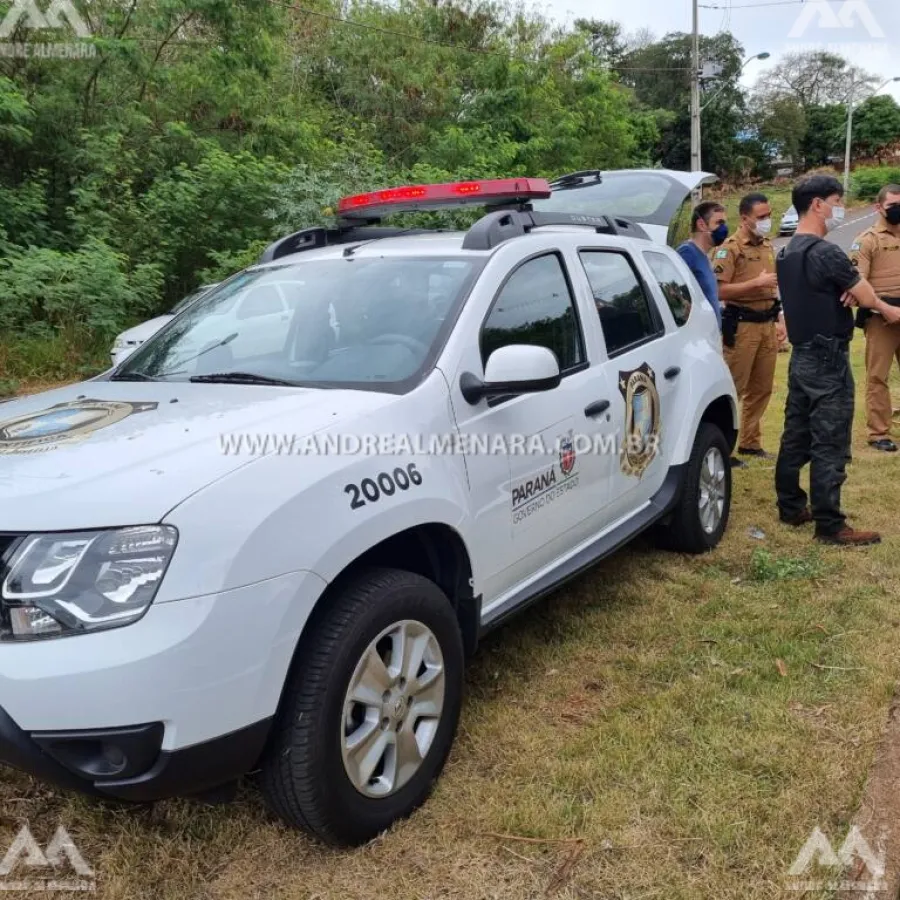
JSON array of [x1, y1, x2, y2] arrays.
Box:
[[534, 172, 679, 222], [116, 257, 480, 390], [169, 291, 203, 316]]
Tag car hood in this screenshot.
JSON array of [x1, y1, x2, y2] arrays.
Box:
[[0, 381, 396, 532], [116, 315, 174, 344]]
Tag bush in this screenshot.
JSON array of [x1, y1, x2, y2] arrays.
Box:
[[852, 166, 900, 201], [0, 238, 162, 342], [0, 332, 109, 389]]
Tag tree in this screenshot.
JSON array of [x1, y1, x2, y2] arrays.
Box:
[[574, 19, 628, 67], [616, 31, 748, 176], [753, 51, 878, 109], [800, 104, 847, 167], [852, 95, 900, 158], [754, 96, 807, 170]]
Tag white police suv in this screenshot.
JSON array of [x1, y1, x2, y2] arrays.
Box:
[[0, 174, 736, 847]]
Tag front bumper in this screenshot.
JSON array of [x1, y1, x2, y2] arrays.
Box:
[[0, 706, 270, 802], [0, 569, 326, 801]]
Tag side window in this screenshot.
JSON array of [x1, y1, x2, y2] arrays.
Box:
[[578, 251, 664, 357], [644, 251, 693, 327], [481, 253, 585, 373], [667, 196, 693, 249]]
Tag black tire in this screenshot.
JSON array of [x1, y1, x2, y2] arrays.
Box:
[[656, 422, 731, 553], [259, 567, 464, 846]]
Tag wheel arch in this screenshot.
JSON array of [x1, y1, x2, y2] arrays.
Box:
[[324, 523, 479, 657], [700, 394, 738, 454], [257, 523, 478, 768]]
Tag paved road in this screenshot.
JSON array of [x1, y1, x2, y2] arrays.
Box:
[[773, 207, 878, 254]]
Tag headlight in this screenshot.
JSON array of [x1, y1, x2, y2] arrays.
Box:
[[0, 526, 178, 641]]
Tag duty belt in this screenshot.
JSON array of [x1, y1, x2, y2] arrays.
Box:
[[721, 301, 781, 347], [722, 302, 781, 324]]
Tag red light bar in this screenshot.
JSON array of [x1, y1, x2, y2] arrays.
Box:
[[337, 178, 552, 219]]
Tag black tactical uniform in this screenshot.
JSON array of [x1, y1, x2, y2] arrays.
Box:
[[774, 234, 859, 537]]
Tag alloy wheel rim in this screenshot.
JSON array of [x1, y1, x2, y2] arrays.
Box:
[[698, 447, 727, 534], [341, 619, 445, 798]]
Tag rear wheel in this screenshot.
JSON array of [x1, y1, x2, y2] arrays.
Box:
[[259, 567, 464, 846], [656, 422, 731, 553]]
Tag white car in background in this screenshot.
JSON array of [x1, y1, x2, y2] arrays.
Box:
[[779, 206, 799, 237], [110, 284, 218, 366]]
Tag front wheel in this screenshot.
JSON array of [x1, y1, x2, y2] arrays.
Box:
[[656, 422, 731, 553], [259, 567, 464, 846]]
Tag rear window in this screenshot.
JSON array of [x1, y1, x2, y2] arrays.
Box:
[[534, 173, 676, 220]]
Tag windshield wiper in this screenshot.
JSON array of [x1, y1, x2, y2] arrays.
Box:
[[158, 332, 240, 377], [189, 372, 299, 386], [109, 372, 158, 382]]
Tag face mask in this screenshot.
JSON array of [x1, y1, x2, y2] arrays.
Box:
[[755, 218, 772, 236], [885, 205, 900, 227], [824, 203, 845, 232], [711, 223, 729, 246]]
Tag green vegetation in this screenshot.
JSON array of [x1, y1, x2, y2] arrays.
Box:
[[748, 548, 829, 583], [853, 166, 900, 201], [1, 1, 899, 388]]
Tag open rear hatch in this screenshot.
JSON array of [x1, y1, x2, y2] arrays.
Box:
[[533, 169, 719, 247]]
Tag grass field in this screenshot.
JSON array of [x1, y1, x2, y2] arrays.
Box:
[[2, 345, 900, 899]]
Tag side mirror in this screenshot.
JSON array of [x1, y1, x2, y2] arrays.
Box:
[[459, 345, 561, 405]]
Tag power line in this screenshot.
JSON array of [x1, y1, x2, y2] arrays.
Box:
[[704, 0, 889, 5], [700, 0, 809, 7]]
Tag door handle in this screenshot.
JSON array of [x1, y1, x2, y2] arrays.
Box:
[[664, 366, 681, 380], [584, 400, 610, 418]]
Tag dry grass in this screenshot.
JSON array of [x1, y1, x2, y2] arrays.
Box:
[[2, 345, 900, 899]]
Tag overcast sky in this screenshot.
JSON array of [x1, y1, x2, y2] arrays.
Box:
[[540, 0, 900, 104]]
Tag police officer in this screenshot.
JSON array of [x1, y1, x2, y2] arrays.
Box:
[[775, 174, 900, 546], [849, 183, 900, 452], [714, 192, 787, 463]]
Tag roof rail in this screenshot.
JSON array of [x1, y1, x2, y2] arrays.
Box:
[[257, 205, 649, 262], [462, 209, 649, 251]]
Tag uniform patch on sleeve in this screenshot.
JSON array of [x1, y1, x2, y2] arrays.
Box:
[[850, 242, 861, 251], [715, 249, 729, 259]]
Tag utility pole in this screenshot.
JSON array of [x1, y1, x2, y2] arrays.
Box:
[[690, 0, 702, 202], [843, 71, 855, 194]]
